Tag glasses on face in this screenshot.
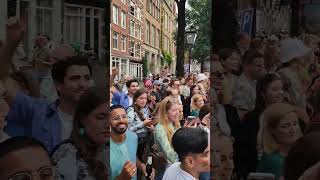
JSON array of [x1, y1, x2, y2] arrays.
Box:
[[9, 166, 55, 180], [111, 114, 127, 121]]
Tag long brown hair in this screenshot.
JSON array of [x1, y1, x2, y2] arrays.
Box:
[[71, 87, 108, 180], [157, 97, 177, 144], [133, 89, 147, 121]]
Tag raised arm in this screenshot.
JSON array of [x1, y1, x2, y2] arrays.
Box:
[[0, 17, 25, 106], [0, 17, 25, 79]]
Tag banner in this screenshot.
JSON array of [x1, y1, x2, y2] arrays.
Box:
[[240, 8, 254, 36]]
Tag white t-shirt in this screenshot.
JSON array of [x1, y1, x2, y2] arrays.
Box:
[[58, 108, 74, 140], [128, 96, 133, 107], [162, 162, 197, 180]]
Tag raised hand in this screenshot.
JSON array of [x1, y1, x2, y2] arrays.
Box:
[[6, 16, 25, 45]]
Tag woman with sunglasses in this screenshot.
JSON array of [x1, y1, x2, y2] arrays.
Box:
[[51, 87, 109, 180]]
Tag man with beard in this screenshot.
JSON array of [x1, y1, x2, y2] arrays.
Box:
[[110, 105, 154, 180], [0, 17, 92, 152]]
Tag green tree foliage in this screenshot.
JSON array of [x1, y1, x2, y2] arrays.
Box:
[[162, 50, 173, 66], [186, 0, 210, 63], [142, 55, 148, 78]]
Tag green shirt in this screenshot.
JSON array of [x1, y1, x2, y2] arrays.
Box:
[[257, 152, 284, 180], [190, 109, 200, 117], [154, 123, 179, 164]]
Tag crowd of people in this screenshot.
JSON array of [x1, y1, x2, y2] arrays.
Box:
[[2, 12, 320, 180], [212, 31, 320, 180], [110, 58, 211, 179], [0, 17, 108, 179]]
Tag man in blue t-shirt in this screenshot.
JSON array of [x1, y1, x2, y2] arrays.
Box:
[[110, 105, 154, 180]]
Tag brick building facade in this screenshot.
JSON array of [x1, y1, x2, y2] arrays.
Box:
[[143, 0, 161, 74]]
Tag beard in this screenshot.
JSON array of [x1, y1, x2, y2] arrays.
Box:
[[112, 125, 127, 134]]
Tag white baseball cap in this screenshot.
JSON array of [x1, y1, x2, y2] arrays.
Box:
[[279, 38, 311, 64]]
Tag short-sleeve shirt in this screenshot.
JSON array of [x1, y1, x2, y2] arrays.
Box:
[[110, 131, 138, 180]]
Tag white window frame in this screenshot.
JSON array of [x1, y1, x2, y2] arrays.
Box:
[[63, 4, 104, 59], [113, 32, 119, 50], [113, 5, 119, 25], [121, 11, 126, 29], [35, 4, 54, 39], [130, 1, 135, 16], [130, 20, 135, 37], [129, 62, 143, 79], [136, 43, 141, 58], [151, 25, 156, 46], [121, 35, 126, 52], [146, 20, 150, 44], [136, 7, 141, 21], [156, 29, 160, 48], [130, 41, 135, 57]]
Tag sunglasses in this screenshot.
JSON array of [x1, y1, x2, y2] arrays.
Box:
[[9, 166, 55, 180], [111, 114, 127, 121]]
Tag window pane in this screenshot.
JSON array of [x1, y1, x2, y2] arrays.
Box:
[[37, 0, 52, 7]]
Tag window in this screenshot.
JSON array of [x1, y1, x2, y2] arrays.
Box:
[[130, 41, 135, 56], [156, 29, 160, 48], [121, 11, 126, 29], [113, 32, 119, 49], [136, 43, 141, 58], [166, 13, 170, 30], [136, 25, 141, 40], [137, 7, 141, 21], [129, 62, 143, 79], [130, 20, 135, 36], [113, 5, 119, 25], [130, 1, 135, 16], [147, 0, 151, 13], [151, 25, 156, 46], [121, 35, 126, 51], [145, 20, 150, 43], [37, 0, 52, 7], [164, 13, 168, 30], [151, 4, 154, 17], [36, 8, 53, 40]]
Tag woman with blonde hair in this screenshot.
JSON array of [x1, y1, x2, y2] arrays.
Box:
[[257, 103, 303, 180], [154, 97, 180, 180], [190, 94, 205, 117]]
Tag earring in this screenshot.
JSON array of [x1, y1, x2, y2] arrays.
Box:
[[79, 128, 85, 135]]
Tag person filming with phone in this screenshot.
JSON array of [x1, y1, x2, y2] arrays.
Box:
[[127, 89, 156, 178]]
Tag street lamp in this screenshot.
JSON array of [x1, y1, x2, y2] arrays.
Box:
[[185, 26, 197, 74]]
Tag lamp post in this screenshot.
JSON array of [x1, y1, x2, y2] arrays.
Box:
[[185, 26, 197, 74]]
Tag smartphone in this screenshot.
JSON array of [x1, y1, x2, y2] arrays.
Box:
[[247, 173, 275, 180], [187, 116, 197, 123]]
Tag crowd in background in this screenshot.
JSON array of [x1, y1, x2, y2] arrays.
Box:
[[212, 31, 320, 180], [0, 17, 108, 180], [109, 63, 211, 180]]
